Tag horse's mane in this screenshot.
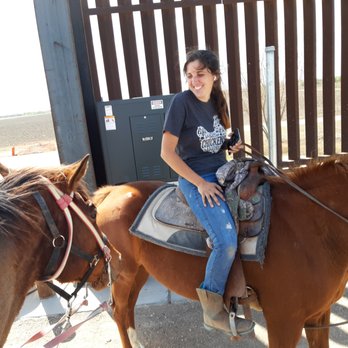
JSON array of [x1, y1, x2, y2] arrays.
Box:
[[281, 154, 348, 188], [0, 165, 90, 238]]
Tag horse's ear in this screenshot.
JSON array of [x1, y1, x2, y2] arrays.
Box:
[[0, 162, 10, 177], [64, 154, 90, 192]]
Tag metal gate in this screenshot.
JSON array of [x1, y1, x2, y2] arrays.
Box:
[[68, 0, 348, 183]]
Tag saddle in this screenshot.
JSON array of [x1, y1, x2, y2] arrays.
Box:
[[218, 160, 272, 263], [131, 159, 271, 259], [130, 159, 272, 310]]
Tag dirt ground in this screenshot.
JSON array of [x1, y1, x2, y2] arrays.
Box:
[[0, 112, 56, 156], [4, 294, 348, 348], [4, 301, 263, 348]]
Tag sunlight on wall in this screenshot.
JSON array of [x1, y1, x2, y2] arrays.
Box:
[[87, 0, 342, 104], [0, 0, 342, 117]]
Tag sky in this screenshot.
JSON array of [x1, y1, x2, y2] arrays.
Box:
[[0, 0, 50, 116], [0, 0, 342, 117]]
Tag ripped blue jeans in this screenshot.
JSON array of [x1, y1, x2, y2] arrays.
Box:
[[178, 173, 237, 295]]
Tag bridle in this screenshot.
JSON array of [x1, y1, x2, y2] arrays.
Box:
[[15, 176, 117, 348], [33, 176, 113, 302]]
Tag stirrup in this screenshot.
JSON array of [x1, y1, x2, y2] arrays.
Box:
[[228, 312, 238, 337], [228, 312, 254, 337]]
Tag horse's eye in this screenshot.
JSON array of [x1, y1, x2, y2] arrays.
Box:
[[88, 201, 97, 220]]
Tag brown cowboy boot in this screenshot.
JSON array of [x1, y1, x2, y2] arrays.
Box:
[[196, 288, 255, 337]]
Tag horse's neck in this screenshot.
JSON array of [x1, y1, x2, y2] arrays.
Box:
[[313, 179, 348, 273], [273, 176, 348, 275], [0, 239, 39, 345], [325, 224, 348, 269]]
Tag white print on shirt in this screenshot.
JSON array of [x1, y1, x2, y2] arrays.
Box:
[[196, 115, 226, 153]]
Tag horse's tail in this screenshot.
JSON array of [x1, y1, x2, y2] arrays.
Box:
[[92, 185, 114, 206]]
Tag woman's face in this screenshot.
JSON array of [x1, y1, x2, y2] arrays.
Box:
[[185, 59, 216, 102]]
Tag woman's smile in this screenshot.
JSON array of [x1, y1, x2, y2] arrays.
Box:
[[185, 60, 215, 102]]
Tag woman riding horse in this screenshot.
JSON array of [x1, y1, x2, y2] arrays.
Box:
[[161, 49, 254, 336]]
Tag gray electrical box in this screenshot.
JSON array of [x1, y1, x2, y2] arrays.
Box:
[[95, 95, 177, 184]]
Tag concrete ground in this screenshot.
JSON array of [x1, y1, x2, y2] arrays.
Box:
[[3, 279, 348, 348]]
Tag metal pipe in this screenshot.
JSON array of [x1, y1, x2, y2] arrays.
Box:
[[266, 46, 277, 166]]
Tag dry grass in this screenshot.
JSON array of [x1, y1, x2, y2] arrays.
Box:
[[240, 81, 344, 160]]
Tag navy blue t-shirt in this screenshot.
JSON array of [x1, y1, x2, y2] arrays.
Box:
[[163, 90, 227, 175]]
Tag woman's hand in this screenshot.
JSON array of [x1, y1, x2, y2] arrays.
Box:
[[228, 139, 244, 154], [197, 180, 225, 208]]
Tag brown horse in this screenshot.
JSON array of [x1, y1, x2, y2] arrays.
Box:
[[94, 154, 348, 348], [0, 156, 115, 347]]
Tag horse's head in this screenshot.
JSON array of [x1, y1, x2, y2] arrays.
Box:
[[0, 155, 118, 290], [45, 155, 113, 285]]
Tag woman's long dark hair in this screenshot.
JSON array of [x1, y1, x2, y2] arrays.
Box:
[[183, 49, 230, 129]]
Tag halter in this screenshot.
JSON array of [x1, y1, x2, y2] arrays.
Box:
[[33, 176, 112, 301], [17, 177, 115, 347]]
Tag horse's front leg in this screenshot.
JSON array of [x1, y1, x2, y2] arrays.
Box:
[[126, 266, 149, 348], [304, 309, 330, 348], [111, 278, 133, 348], [111, 265, 149, 348], [266, 315, 304, 348]]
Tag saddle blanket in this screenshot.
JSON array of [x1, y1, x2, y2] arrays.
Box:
[[130, 182, 271, 262]]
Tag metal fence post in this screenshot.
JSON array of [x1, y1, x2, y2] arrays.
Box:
[[34, 0, 96, 190], [266, 46, 277, 166]]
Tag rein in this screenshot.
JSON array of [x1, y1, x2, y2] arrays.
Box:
[[304, 319, 348, 330], [242, 144, 348, 329], [242, 144, 348, 225]]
